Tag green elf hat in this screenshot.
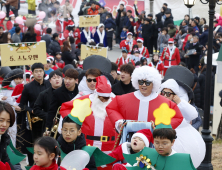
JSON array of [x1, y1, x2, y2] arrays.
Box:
[[68, 98, 92, 126], [60, 146, 116, 169], [6, 140, 26, 165], [153, 103, 176, 129]]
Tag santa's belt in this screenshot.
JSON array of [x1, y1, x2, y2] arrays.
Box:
[[164, 59, 176, 61], [86, 135, 115, 142]]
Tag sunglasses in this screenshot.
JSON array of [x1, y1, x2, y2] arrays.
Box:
[[87, 78, 97, 83], [161, 91, 175, 97], [138, 80, 152, 86], [101, 96, 110, 100]]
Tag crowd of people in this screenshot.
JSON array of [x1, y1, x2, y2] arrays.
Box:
[[0, 0, 218, 170]]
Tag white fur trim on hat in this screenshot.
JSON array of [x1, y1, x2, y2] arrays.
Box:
[[158, 79, 179, 96], [137, 39, 143, 43], [127, 32, 133, 36], [132, 133, 149, 147], [98, 23, 104, 29], [131, 66, 161, 93], [96, 91, 111, 97]]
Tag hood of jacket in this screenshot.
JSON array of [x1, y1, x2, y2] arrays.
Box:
[[57, 133, 86, 154]]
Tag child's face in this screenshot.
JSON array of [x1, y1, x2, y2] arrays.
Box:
[[153, 55, 159, 61], [62, 122, 81, 143], [131, 137, 145, 153], [56, 54, 62, 60], [14, 78, 23, 85], [135, 53, 140, 57], [154, 137, 175, 156], [33, 145, 55, 167], [11, 16, 15, 20], [123, 28, 126, 31]]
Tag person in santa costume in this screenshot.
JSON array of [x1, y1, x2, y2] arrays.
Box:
[[160, 38, 180, 75], [116, 48, 135, 72], [108, 129, 153, 170], [136, 38, 149, 61], [6, 11, 15, 31], [81, 27, 93, 45], [56, 13, 72, 45], [63, 21, 75, 41], [148, 50, 164, 74], [106, 66, 183, 132], [93, 23, 107, 47], [120, 32, 137, 53], [19, 16, 28, 33], [47, 55, 58, 70], [73, 26, 81, 48]]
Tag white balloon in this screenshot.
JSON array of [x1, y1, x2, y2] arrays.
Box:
[[61, 150, 90, 170]]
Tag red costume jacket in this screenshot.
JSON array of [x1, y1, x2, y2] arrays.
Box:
[[160, 46, 180, 68], [148, 61, 164, 73], [56, 19, 72, 45], [74, 28, 81, 47], [6, 20, 14, 30], [120, 40, 137, 53], [106, 92, 183, 130], [0, 18, 5, 30], [116, 56, 135, 72], [139, 46, 150, 58]]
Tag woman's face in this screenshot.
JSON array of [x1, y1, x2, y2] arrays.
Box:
[[8, 33, 11, 39], [0, 110, 11, 135], [185, 15, 189, 20]]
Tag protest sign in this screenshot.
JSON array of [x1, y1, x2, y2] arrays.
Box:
[[1, 42, 47, 67], [81, 44, 107, 59], [79, 15, 100, 27]]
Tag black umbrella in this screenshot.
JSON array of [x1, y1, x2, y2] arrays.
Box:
[[2, 68, 23, 86]]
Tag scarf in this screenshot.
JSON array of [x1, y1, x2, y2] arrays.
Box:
[[126, 38, 134, 52], [167, 45, 176, 60], [96, 29, 105, 43], [83, 29, 91, 43]]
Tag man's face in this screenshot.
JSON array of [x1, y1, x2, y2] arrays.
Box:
[[99, 26, 104, 32], [128, 35, 132, 40], [147, 16, 152, 20], [127, 12, 131, 17], [86, 75, 97, 91], [64, 76, 76, 91], [99, 8, 104, 13], [120, 71, 131, 84], [91, 4, 95, 9], [131, 137, 145, 153], [165, 14, 170, 18], [138, 80, 153, 97], [44, 63, 49, 70], [49, 74, 62, 89], [182, 21, 186, 26], [191, 21, 196, 27], [160, 88, 174, 101], [122, 52, 128, 59], [111, 70, 117, 80], [163, 4, 167, 8], [98, 96, 110, 103], [33, 68, 44, 81], [193, 37, 198, 43], [62, 123, 81, 143], [119, 4, 124, 10], [154, 137, 175, 156], [168, 43, 173, 47], [14, 78, 23, 85]]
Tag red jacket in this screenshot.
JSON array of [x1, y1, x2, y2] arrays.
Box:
[[56, 60, 65, 69], [35, 29, 41, 42], [182, 34, 190, 51], [116, 56, 135, 72], [148, 61, 164, 74], [87, 5, 99, 15]]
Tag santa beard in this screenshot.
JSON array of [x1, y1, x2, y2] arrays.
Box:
[[91, 94, 112, 120]]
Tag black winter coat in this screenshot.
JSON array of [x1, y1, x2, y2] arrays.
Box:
[[34, 86, 54, 120], [22, 32, 37, 42], [41, 34, 52, 50], [199, 69, 215, 110], [46, 84, 78, 130], [142, 23, 153, 39], [57, 134, 97, 170], [188, 42, 201, 61], [192, 73, 201, 108], [163, 16, 174, 28], [0, 133, 15, 170], [47, 39, 61, 56], [112, 81, 136, 95], [62, 50, 75, 65]]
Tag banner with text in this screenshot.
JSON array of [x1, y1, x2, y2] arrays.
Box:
[[1, 42, 47, 67], [81, 45, 107, 59], [79, 15, 100, 27]]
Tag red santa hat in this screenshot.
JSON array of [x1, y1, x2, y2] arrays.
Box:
[[132, 129, 154, 147], [23, 16, 26, 22], [137, 38, 144, 43], [95, 76, 112, 97], [68, 21, 75, 27], [25, 70, 32, 75], [47, 56, 54, 61], [37, 19, 42, 24], [127, 32, 133, 36], [11, 84, 24, 99], [168, 38, 174, 44], [9, 11, 14, 17]]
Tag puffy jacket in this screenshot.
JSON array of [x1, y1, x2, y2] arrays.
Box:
[[199, 69, 215, 110], [62, 50, 75, 65], [47, 39, 61, 56], [87, 5, 99, 15]]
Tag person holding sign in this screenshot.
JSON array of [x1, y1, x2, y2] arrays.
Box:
[[81, 27, 92, 45], [93, 23, 107, 47]]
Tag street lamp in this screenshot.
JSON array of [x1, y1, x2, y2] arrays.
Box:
[[183, 0, 222, 170], [183, 0, 197, 8]]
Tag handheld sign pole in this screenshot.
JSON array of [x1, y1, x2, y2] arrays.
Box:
[[23, 65, 26, 84]]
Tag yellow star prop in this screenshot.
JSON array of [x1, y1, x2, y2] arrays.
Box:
[[153, 103, 176, 126], [70, 99, 92, 123]]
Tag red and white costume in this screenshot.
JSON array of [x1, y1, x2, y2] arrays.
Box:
[[0, 18, 5, 30], [74, 28, 81, 48], [120, 32, 137, 53], [6, 11, 15, 31], [19, 16, 28, 33], [137, 38, 149, 59], [116, 56, 135, 73], [56, 17, 72, 45], [64, 21, 75, 41], [160, 38, 180, 75], [60, 76, 117, 154], [148, 61, 164, 74]]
